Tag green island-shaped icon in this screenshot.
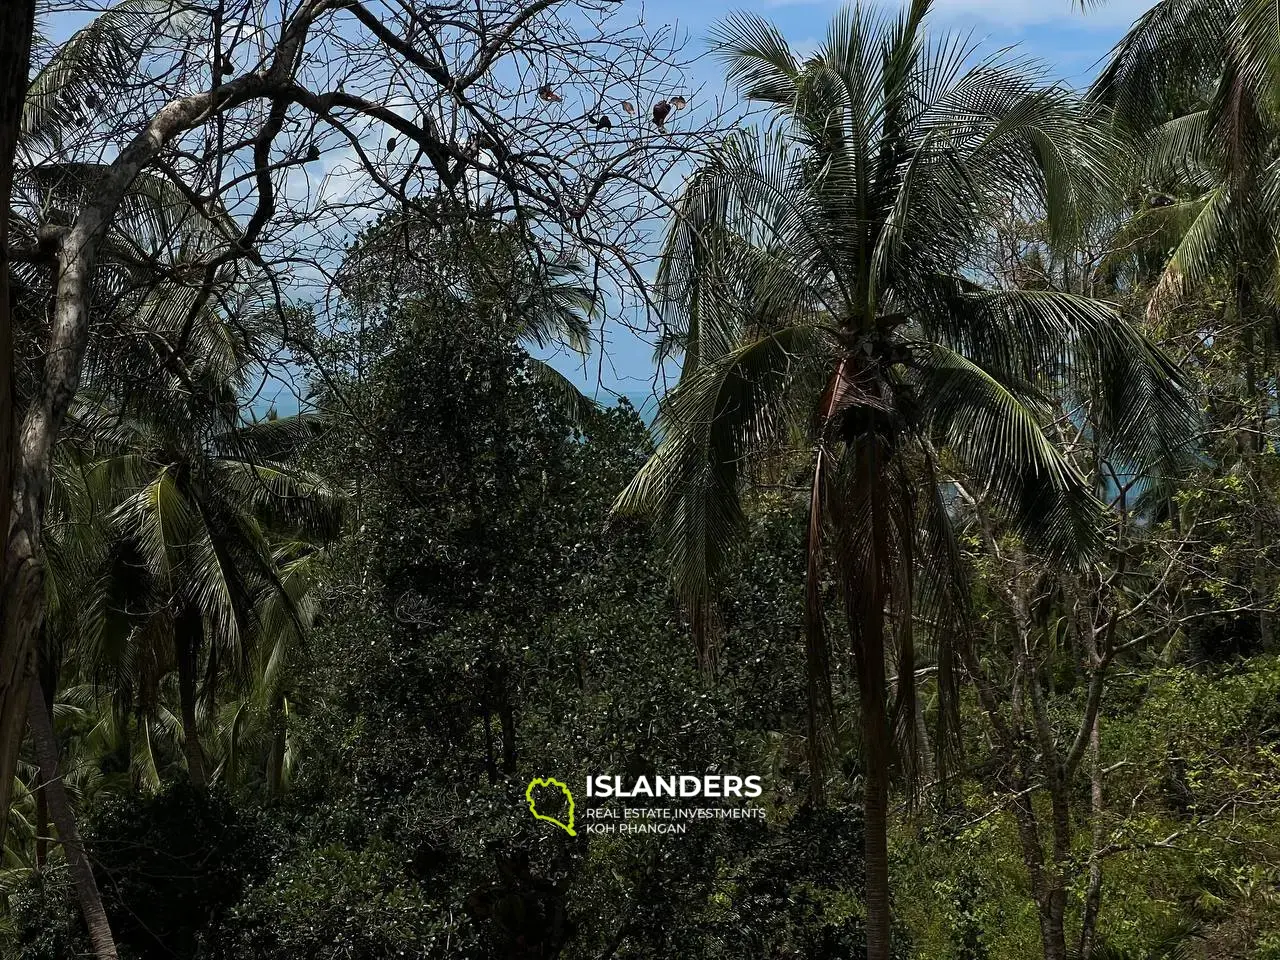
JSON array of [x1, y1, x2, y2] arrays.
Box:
[[526, 777, 576, 836]]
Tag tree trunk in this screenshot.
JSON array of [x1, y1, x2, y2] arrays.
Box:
[[490, 662, 518, 775], [482, 706, 497, 784], [174, 605, 206, 788], [1079, 715, 1105, 960], [0, 1, 323, 850], [267, 701, 286, 796], [913, 690, 936, 790], [0, 506, 46, 849], [33, 664, 54, 868], [0, 0, 33, 552], [34, 771, 47, 867], [1008, 787, 1067, 960], [804, 447, 837, 806], [27, 679, 119, 960], [1001, 796, 1071, 960], [1239, 283, 1272, 649], [863, 700, 892, 960], [691, 598, 720, 678], [1033, 675, 1073, 960], [0, 0, 37, 857], [857, 439, 893, 960], [1039, 899, 1069, 960], [498, 689, 517, 775]]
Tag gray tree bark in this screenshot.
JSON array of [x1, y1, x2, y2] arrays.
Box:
[[0, 0, 333, 849]]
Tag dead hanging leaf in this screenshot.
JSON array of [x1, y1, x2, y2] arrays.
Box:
[[652, 100, 671, 129], [1147, 265, 1186, 322], [621, 101, 635, 115], [538, 85, 563, 103], [670, 95, 687, 109], [387, 137, 398, 152]]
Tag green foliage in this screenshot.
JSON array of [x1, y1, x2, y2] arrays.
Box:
[[17, 4, 1280, 960], [5, 871, 89, 960], [6, 785, 272, 960], [213, 842, 449, 958], [199, 284, 878, 958], [895, 658, 1280, 960], [89, 785, 273, 958]]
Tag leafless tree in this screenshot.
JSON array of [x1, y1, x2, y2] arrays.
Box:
[[0, 0, 728, 848]]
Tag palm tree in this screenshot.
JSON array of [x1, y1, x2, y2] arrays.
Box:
[[1090, 0, 1280, 645], [9, 0, 335, 800], [14, 438, 122, 960], [218, 536, 327, 796], [9, 390, 337, 960], [0, 8, 211, 955], [1088, 0, 1280, 318], [617, 4, 1197, 958], [15, 157, 327, 794], [88, 407, 341, 789]]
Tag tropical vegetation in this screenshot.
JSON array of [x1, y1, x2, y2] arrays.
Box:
[[2, 0, 1280, 958]]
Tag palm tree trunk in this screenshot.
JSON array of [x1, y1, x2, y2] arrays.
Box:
[[27, 678, 119, 960], [863, 697, 892, 960], [267, 729, 286, 795], [35, 773, 48, 867], [267, 701, 286, 796], [857, 440, 893, 960], [691, 599, 719, 677], [804, 448, 837, 806], [34, 666, 54, 868], [174, 605, 207, 788], [913, 690, 936, 790]]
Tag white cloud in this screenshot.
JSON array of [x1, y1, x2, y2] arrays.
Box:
[[906, 0, 1151, 30], [752, 0, 1151, 31]]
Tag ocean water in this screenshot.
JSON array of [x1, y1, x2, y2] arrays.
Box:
[[615, 391, 661, 425], [245, 384, 663, 425]]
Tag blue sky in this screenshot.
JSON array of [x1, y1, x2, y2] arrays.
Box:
[[543, 0, 1153, 408], [646, 0, 1149, 87], [43, 0, 1153, 413]]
